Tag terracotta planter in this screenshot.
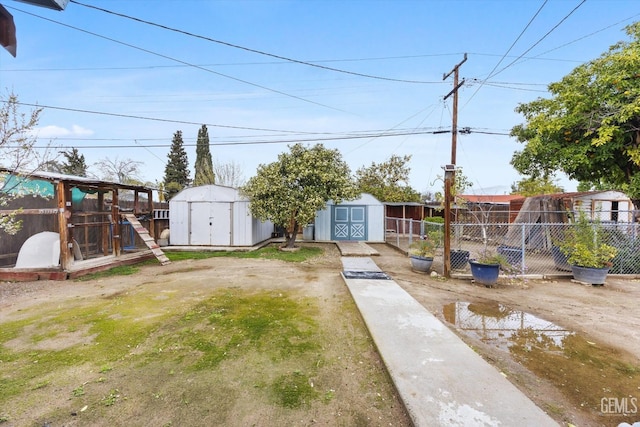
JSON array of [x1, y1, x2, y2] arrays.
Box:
[[571, 265, 609, 286], [410, 255, 434, 273], [469, 260, 500, 286]]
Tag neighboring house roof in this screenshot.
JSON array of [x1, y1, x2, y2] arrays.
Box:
[[526, 190, 630, 200], [383, 202, 424, 207]]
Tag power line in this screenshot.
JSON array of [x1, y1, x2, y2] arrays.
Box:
[[14, 101, 328, 134], [25, 128, 454, 149], [461, 0, 587, 111], [488, 0, 588, 80], [69, 0, 441, 85], [503, 11, 640, 69], [464, 0, 548, 108], [7, 5, 348, 113]]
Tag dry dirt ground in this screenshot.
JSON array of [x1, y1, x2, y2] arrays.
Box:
[[1, 242, 640, 427]]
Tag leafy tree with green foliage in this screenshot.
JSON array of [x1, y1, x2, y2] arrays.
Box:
[[60, 148, 88, 176], [511, 22, 640, 207], [510, 175, 563, 197], [355, 154, 420, 202], [241, 143, 358, 248], [163, 130, 190, 200], [193, 124, 215, 186]]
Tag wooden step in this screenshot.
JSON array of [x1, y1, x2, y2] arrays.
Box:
[[122, 214, 171, 265]]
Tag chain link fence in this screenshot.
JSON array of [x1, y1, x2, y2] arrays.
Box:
[[385, 216, 640, 278]]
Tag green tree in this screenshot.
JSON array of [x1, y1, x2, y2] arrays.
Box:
[[193, 124, 215, 186], [510, 176, 563, 197], [60, 148, 88, 176], [355, 154, 420, 202], [241, 143, 358, 248], [511, 22, 640, 207], [434, 167, 472, 205], [163, 130, 190, 200]]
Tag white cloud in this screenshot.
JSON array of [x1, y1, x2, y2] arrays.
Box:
[[33, 125, 94, 138]]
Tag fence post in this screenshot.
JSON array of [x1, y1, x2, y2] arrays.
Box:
[[520, 223, 526, 275]]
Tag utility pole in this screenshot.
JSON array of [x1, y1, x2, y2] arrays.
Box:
[[442, 53, 467, 278]]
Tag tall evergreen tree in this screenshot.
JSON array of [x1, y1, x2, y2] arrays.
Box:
[[193, 124, 215, 186], [163, 130, 190, 200], [60, 148, 88, 176]]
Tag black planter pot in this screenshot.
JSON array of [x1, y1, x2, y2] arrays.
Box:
[[450, 250, 470, 270], [551, 246, 571, 272], [571, 265, 609, 286]]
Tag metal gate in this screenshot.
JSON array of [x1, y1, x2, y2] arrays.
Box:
[[332, 205, 367, 241]]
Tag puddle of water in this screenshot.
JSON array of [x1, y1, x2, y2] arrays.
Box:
[[443, 301, 640, 425]]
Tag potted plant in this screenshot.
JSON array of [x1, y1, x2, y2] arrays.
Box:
[[469, 248, 511, 287], [408, 230, 440, 273], [558, 211, 618, 286]]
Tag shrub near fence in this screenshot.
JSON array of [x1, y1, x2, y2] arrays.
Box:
[[385, 217, 640, 278]]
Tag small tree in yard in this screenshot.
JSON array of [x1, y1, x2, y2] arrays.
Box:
[[193, 124, 215, 186], [60, 148, 88, 177], [0, 91, 55, 235], [355, 154, 421, 202], [241, 143, 358, 248], [163, 130, 191, 200]]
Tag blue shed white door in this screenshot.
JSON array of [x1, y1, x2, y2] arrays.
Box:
[[189, 202, 231, 245], [332, 205, 367, 240]]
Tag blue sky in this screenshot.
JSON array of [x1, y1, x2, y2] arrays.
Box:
[[2, 0, 640, 196]]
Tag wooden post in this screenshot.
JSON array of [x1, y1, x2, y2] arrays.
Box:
[[98, 191, 109, 256], [442, 53, 467, 278], [56, 180, 73, 269], [111, 189, 121, 257], [146, 189, 155, 239]]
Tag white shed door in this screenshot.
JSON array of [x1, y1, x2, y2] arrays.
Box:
[[189, 202, 232, 245]]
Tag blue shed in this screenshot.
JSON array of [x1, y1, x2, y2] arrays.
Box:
[[313, 193, 384, 242]]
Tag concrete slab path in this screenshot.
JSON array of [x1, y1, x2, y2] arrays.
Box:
[[335, 241, 380, 257], [341, 256, 558, 427]]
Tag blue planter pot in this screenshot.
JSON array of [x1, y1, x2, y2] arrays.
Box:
[[410, 255, 434, 272], [469, 260, 500, 286], [497, 245, 522, 266], [571, 265, 609, 286]]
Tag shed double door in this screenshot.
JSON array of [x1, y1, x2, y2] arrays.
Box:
[[189, 202, 231, 245], [331, 205, 367, 241]]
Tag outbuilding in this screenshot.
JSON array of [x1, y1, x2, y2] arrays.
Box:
[[168, 185, 273, 246], [313, 193, 385, 242]]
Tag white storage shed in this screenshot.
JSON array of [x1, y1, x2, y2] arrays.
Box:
[[169, 185, 273, 246], [313, 193, 385, 242]]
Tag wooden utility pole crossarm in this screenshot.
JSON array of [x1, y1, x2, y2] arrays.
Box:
[[442, 53, 467, 278]]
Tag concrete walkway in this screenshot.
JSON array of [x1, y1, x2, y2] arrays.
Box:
[[340, 254, 558, 427], [335, 240, 380, 256]]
